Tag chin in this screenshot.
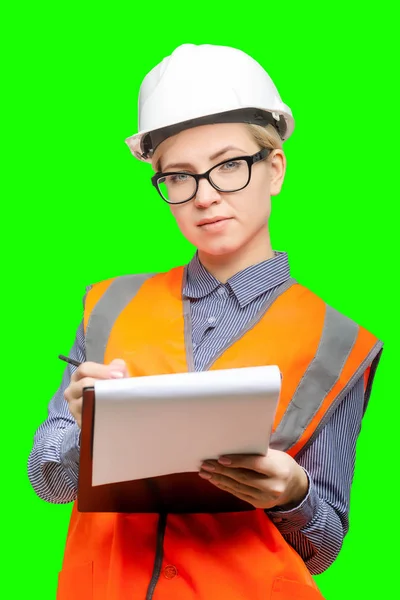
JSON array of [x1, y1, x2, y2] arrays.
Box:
[[197, 240, 243, 257]]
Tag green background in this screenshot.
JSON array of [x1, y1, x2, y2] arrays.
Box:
[[1, 1, 398, 598]]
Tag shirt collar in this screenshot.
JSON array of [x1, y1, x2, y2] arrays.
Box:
[[183, 251, 291, 308]]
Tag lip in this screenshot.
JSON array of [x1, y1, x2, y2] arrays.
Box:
[[197, 216, 231, 227]]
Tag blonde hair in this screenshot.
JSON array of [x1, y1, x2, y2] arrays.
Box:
[[153, 123, 282, 171], [245, 123, 283, 151]]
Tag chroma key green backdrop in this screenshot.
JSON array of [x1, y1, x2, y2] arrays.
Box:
[[1, 1, 398, 598]]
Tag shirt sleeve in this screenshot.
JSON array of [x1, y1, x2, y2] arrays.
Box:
[[265, 374, 367, 575], [27, 318, 86, 504]]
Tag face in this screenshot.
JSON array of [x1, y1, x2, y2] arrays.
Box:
[[152, 123, 285, 261]]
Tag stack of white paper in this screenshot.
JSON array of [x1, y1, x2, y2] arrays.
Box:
[[92, 365, 281, 486]]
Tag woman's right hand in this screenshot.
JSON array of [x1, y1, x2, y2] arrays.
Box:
[[64, 359, 129, 428]]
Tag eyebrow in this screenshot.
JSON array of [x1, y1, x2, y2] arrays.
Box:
[[161, 146, 247, 172]]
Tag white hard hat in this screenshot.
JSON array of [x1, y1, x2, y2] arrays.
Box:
[[125, 44, 294, 163]]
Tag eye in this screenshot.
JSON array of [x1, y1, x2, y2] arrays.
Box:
[[169, 173, 191, 184], [220, 161, 240, 171]]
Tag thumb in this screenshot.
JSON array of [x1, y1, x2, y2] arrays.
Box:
[[108, 358, 130, 378]]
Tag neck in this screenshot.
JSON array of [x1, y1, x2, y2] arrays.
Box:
[[198, 229, 274, 283]]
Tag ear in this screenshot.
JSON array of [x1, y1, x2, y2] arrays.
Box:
[[269, 149, 286, 196]]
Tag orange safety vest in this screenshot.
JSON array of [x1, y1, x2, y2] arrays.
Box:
[[57, 268, 382, 600]]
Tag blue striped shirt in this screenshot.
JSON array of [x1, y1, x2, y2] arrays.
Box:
[[27, 251, 368, 576]]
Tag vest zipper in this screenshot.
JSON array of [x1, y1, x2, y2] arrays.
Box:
[[145, 513, 167, 600], [144, 276, 297, 598]]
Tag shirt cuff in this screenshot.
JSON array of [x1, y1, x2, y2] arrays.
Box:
[[265, 469, 321, 534], [60, 423, 81, 485]]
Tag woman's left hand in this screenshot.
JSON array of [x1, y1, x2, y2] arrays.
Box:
[[199, 449, 309, 510]]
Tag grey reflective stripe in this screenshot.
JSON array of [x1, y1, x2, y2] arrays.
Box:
[[85, 273, 154, 363], [271, 305, 359, 452], [296, 340, 383, 459]]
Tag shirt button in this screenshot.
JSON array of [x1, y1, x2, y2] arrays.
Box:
[[207, 316, 216, 324], [218, 288, 225, 295], [164, 565, 178, 579]]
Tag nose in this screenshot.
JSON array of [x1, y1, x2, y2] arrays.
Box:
[[193, 178, 222, 209]]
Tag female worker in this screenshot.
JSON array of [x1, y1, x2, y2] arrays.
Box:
[[28, 44, 383, 600]]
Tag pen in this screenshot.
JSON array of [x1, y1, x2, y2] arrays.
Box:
[[59, 354, 82, 368]]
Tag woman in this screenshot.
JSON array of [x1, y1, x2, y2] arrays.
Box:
[[28, 44, 383, 600]]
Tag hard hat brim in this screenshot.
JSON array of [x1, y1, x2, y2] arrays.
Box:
[[125, 107, 294, 163]]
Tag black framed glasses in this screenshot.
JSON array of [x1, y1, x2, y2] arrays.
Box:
[[151, 148, 271, 205]]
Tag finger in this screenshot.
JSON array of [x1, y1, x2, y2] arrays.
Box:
[[108, 358, 130, 378], [217, 453, 274, 475], [201, 462, 267, 490], [199, 471, 261, 498], [214, 482, 260, 507], [216, 486, 272, 510], [219, 489, 257, 507], [71, 362, 110, 382], [65, 377, 97, 402], [72, 361, 126, 382], [109, 359, 126, 366]]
